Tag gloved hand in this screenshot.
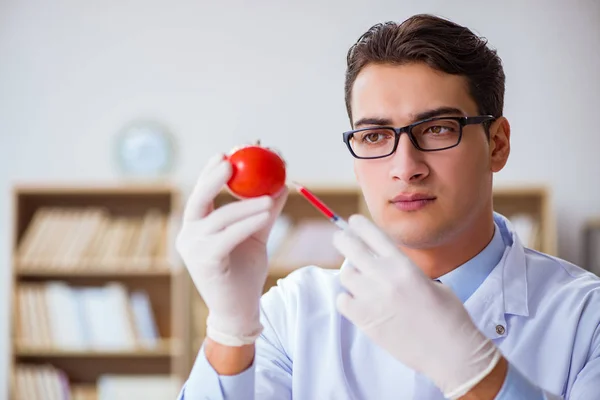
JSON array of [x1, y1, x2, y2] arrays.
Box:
[[332, 214, 502, 399], [176, 153, 288, 347]]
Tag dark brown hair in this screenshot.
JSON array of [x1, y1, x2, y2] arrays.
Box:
[[344, 14, 505, 125]]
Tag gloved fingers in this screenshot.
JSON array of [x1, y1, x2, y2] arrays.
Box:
[[332, 228, 376, 275], [271, 185, 289, 214], [346, 214, 403, 259], [201, 195, 274, 234], [215, 211, 271, 253], [335, 291, 371, 327], [254, 185, 289, 243], [199, 152, 227, 180], [183, 155, 231, 221], [339, 264, 374, 299], [335, 291, 354, 318]]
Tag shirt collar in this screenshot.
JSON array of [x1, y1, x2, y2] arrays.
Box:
[[437, 220, 506, 303]]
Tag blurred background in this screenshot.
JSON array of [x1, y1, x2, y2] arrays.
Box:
[[1, 0, 599, 398]]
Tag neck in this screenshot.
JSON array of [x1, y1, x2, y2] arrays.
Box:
[[401, 206, 496, 279]]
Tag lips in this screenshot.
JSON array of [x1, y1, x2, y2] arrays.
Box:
[[390, 193, 436, 211], [391, 193, 436, 202]]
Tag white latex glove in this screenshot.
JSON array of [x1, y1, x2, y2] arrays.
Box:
[[175, 154, 288, 347], [332, 214, 502, 399]]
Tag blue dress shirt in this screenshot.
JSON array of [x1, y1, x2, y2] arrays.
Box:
[[437, 220, 505, 303], [178, 213, 600, 399]]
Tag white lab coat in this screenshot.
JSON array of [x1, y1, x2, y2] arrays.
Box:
[[180, 213, 600, 399]]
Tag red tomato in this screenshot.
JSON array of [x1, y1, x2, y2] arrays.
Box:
[[226, 144, 286, 198]]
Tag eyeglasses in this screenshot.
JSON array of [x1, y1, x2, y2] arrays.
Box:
[[342, 115, 496, 159]]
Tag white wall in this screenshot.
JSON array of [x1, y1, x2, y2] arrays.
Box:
[[1, 0, 599, 394]]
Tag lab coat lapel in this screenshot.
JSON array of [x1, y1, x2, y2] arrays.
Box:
[[464, 214, 530, 341]]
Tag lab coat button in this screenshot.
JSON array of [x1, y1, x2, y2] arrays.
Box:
[[495, 324, 506, 335]]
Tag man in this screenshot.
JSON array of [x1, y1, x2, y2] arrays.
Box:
[[176, 14, 600, 399]]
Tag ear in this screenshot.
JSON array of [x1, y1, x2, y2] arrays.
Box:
[[489, 117, 511, 172]]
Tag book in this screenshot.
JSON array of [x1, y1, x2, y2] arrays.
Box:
[[16, 207, 170, 271], [12, 364, 179, 400], [15, 282, 160, 352]]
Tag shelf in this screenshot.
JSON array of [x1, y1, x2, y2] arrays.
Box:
[[12, 182, 179, 195], [492, 184, 550, 196], [15, 257, 176, 271], [13, 355, 177, 385], [15, 339, 181, 358], [70, 384, 97, 398], [585, 217, 600, 229], [269, 263, 340, 278], [583, 217, 600, 272], [16, 267, 175, 279]]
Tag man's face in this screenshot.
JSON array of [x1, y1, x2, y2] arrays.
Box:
[[350, 62, 508, 249]]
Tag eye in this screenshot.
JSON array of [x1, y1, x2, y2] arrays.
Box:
[[364, 132, 383, 143], [357, 130, 393, 144], [424, 125, 452, 135]]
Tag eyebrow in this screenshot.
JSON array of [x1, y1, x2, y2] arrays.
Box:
[[353, 106, 466, 128]]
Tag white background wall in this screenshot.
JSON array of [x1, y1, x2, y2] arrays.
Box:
[[1, 0, 599, 394]]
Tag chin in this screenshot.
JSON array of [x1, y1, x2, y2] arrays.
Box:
[[388, 226, 442, 249], [377, 207, 448, 249]]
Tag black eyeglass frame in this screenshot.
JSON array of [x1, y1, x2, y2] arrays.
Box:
[[342, 115, 496, 159]]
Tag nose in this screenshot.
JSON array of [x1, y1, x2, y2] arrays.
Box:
[[388, 134, 429, 183]]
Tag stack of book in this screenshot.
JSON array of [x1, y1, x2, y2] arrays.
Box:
[[12, 364, 181, 400], [16, 207, 170, 271], [14, 282, 160, 351]]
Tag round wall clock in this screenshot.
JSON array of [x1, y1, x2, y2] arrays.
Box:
[[115, 120, 176, 178]]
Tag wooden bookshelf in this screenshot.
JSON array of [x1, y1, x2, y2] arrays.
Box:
[[182, 183, 556, 374], [7, 184, 186, 400], [492, 185, 556, 256]]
